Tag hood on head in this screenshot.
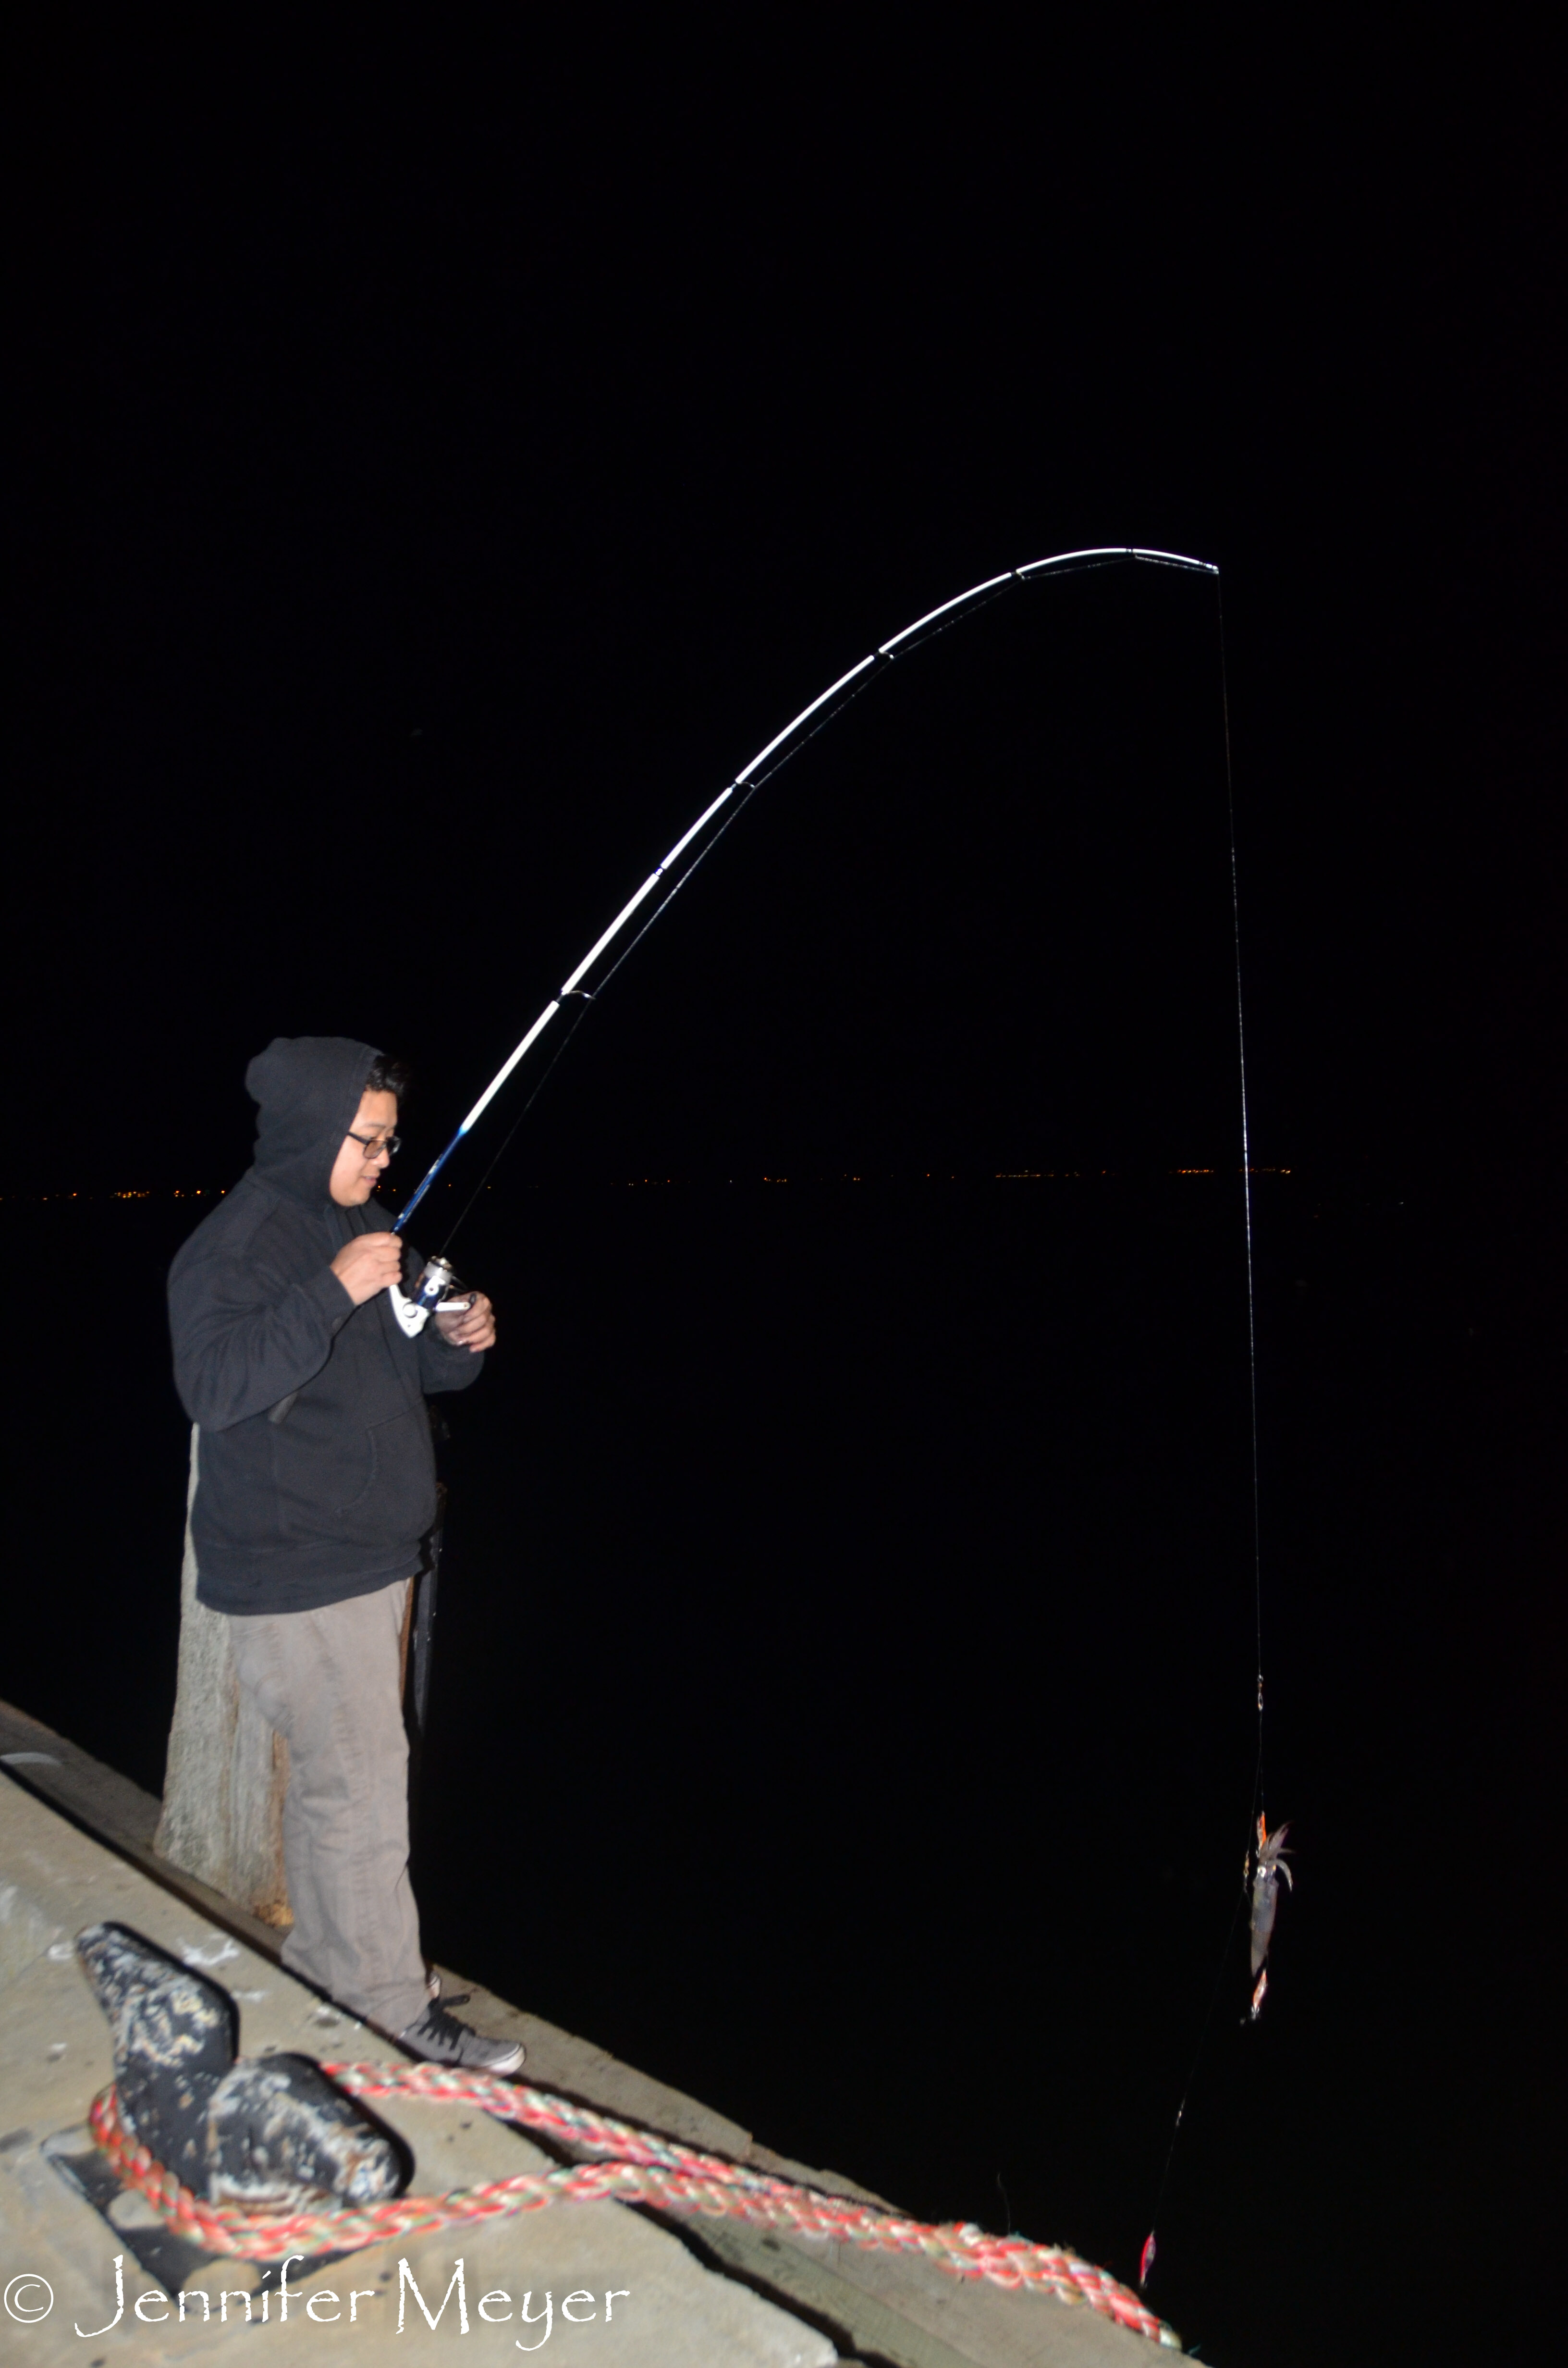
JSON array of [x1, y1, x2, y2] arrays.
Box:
[[245, 1036, 381, 1210]]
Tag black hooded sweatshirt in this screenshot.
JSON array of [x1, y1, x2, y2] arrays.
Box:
[[167, 1036, 483, 1615]]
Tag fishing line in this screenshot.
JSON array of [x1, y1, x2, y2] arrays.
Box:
[[1219, 581, 1268, 1826], [1139, 578, 1269, 2291]]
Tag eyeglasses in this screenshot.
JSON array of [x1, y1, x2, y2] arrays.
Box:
[[345, 1129, 402, 1159]]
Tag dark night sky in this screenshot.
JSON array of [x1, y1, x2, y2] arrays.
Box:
[[5, 26, 1563, 2368], [9, 27, 1560, 1196]]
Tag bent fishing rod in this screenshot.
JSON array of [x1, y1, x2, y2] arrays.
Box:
[[390, 543, 1218, 1320], [387, 540, 1275, 2283]]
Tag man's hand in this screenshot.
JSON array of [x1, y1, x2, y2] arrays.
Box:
[[434, 1291, 496, 1353], [331, 1232, 404, 1307]]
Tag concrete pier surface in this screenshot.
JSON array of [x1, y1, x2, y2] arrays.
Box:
[[1, 1700, 1168, 2365]]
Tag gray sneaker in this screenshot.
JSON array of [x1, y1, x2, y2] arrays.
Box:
[[397, 1999, 523, 2075]]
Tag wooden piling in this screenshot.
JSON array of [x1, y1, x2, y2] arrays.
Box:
[[154, 1428, 292, 1926]]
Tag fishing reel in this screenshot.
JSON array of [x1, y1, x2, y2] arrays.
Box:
[[389, 1253, 474, 1339]]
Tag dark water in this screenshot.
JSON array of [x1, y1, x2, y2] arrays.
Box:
[[9, 1175, 1555, 2365]]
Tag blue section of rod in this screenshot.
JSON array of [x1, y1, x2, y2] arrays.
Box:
[[392, 1132, 464, 1234]]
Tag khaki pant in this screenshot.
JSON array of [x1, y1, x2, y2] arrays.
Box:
[[227, 1579, 428, 2035]]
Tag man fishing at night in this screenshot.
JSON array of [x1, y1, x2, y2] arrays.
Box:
[[167, 1035, 522, 2071]]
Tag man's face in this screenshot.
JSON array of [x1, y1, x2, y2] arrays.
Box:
[[329, 1088, 399, 1207]]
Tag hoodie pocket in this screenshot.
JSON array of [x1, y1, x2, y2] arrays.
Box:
[[334, 1407, 437, 1545]]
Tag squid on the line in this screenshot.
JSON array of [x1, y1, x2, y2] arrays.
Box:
[[1248, 1814, 1292, 2018]]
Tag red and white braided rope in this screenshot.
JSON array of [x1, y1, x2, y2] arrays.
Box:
[[87, 2061, 1180, 2350]]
